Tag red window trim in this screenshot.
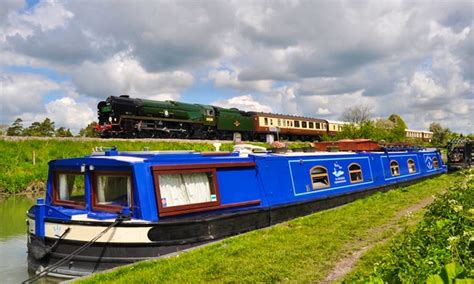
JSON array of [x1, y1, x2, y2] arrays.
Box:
[[153, 167, 221, 216], [52, 171, 86, 209], [91, 171, 134, 213]]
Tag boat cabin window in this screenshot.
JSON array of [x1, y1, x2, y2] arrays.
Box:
[[53, 172, 85, 208], [310, 166, 330, 189], [348, 163, 363, 183], [92, 173, 133, 212], [407, 159, 416, 173], [433, 157, 439, 169], [390, 161, 400, 176], [155, 170, 219, 215]]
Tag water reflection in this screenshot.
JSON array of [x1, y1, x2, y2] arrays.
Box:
[[0, 196, 36, 283]]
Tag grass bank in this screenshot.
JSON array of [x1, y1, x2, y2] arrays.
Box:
[[0, 138, 310, 194], [345, 168, 473, 282], [77, 172, 462, 283]]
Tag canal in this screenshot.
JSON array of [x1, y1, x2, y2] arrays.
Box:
[[0, 195, 64, 283]]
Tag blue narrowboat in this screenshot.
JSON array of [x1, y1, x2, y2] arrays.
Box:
[[26, 146, 446, 278]]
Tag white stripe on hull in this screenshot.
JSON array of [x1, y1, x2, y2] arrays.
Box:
[[28, 218, 155, 243]]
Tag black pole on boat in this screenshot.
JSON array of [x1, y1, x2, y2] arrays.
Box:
[[22, 212, 130, 284]]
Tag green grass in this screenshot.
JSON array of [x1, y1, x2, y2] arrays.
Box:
[[0, 138, 312, 194], [77, 172, 462, 283], [0, 139, 233, 194], [347, 168, 473, 283]]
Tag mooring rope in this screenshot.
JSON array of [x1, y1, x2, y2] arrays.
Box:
[[22, 217, 124, 284]]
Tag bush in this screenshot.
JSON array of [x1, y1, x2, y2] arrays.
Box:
[[360, 169, 473, 282]]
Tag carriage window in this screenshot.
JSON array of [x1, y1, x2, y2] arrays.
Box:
[[264, 117, 268, 126], [433, 157, 439, 169], [407, 159, 416, 173], [390, 161, 400, 176], [310, 166, 330, 189], [278, 119, 281, 126], [54, 173, 85, 206], [309, 122, 314, 128], [158, 172, 217, 208], [270, 119, 274, 126], [316, 122, 320, 129], [349, 164, 363, 183], [94, 174, 132, 210], [302, 121, 307, 128], [294, 120, 300, 127]]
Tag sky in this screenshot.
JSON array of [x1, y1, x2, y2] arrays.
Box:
[[0, 0, 473, 134]]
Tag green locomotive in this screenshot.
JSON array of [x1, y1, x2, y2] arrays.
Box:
[[96, 95, 254, 139]]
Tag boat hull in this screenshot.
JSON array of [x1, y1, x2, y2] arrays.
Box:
[[27, 174, 438, 278]]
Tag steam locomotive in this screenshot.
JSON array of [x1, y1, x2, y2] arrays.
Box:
[[95, 95, 339, 141]]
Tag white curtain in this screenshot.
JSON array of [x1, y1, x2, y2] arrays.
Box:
[[96, 176, 131, 205], [159, 173, 211, 207], [59, 174, 69, 200]]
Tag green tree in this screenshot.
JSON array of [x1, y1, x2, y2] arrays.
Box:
[[78, 122, 98, 137], [429, 122, 451, 147], [388, 114, 408, 142], [55, 127, 73, 137], [39, 118, 55, 136], [6, 118, 24, 136], [23, 118, 56, 136]]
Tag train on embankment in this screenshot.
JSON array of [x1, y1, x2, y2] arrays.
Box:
[[26, 142, 446, 279], [95, 95, 347, 141]]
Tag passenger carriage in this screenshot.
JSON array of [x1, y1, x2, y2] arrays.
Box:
[[27, 147, 446, 278]]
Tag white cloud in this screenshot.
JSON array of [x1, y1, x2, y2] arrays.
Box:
[[213, 95, 272, 112], [0, 72, 58, 119], [69, 52, 194, 100], [208, 68, 273, 93], [0, 1, 472, 134], [44, 97, 95, 132]]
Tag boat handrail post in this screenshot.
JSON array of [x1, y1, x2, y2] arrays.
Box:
[[35, 198, 46, 239]]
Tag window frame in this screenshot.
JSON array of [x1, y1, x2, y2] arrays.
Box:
[[432, 157, 439, 169], [390, 160, 400, 176], [52, 171, 86, 209], [348, 163, 363, 183], [294, 120, 300, 128], [153, 167, 220, 216], [302, 121, 307, 128], [310, 166, 330, 190], [91, 171, 134, 213], [407, 159, 416, 173]]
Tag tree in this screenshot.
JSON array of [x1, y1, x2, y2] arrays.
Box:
[[388, 114, 408, 142], [341, 104, 372, 125], [55, 127, 73, 137], [23, 118, 55, 136], [6, 118, 24, 136], [429, 122, 451, 147], [79, 122, 98, 137]]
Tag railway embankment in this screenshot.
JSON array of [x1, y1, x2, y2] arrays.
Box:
[[0, 137, 309, 194], [0, 137, 235, 194], [75, 170, 472, 283]]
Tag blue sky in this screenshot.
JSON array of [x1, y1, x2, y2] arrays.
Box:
[[0, 0, 472, 134]]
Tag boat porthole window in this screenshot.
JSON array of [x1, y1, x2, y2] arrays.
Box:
[[390, 161, 400, 176], [310, 166, 330, 190], [433, 157, 439, 169], [348, 163, 363, 183], [407, 159, 416, 173]]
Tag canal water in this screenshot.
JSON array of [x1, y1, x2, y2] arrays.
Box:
[[0, 195, 64, 283]]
